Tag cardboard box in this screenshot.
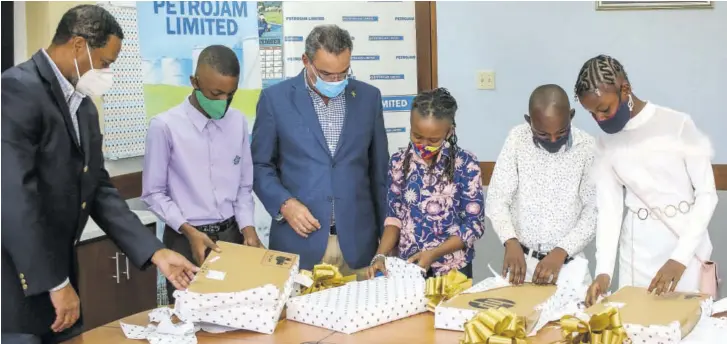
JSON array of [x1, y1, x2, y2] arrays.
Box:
[[285, 257, 428, 334], [586, 286, 707, 339], [435, 283, 557, 333], [173, 242, 300, 334]]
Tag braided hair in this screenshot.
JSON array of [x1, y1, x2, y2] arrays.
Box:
[[574, 54, 629, 101], [401, 88, 459, 188]]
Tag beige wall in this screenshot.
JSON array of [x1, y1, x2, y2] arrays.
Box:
[[23, 1, 105, 132]]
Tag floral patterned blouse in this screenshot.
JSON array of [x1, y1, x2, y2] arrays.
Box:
[[385, 144, 486, 276]]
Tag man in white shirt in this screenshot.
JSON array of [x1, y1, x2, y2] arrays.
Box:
[[486, 84, 596, 285]]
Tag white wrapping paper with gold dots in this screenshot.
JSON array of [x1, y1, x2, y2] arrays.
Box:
[[286, 257, 428, 334], [99, 4, 147, 159]]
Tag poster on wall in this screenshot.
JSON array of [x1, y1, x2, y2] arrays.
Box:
[[136, 1, 262, 124], [257, 1, 284, 88], [99, 3, 148, 159], [281, 1, 418, 154]]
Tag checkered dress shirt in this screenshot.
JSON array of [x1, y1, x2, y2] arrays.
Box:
[[41, 49, 84, 142]]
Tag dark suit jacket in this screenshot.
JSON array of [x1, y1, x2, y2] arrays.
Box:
[[1, 50, 164, 336], [251, 71, 389, 270]]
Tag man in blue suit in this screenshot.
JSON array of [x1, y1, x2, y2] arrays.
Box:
[[252, 25, 389, 279]]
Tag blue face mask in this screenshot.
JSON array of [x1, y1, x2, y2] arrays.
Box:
[[309, 68, 348, 98], [597, 94, 631, 134]]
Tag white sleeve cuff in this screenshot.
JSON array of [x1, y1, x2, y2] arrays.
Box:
[[50, 278, 70, 292]]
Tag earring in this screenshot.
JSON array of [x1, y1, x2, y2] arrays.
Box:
[[627, 94, 634, 112]]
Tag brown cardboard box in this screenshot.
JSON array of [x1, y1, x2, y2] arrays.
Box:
[[173, 242, 301, 334], [435, 284, 557, 333], [586, 286, 707, 338], [188, 241, 299, 294]]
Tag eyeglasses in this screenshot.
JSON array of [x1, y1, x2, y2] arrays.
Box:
[[311, 64, 352, 82]]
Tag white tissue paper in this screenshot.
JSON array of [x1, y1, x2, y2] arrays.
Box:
[[435, 257, 590, 335], [285, 257, 428, 334], [120, 307, 198, 344], [171, 259, 299, 335]]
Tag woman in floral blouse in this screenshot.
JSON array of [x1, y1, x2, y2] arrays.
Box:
[[367, 88, 486, 278]]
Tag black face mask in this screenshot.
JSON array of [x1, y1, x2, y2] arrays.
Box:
[[533, 127, 570, 153], [597, 93, 631, 134]]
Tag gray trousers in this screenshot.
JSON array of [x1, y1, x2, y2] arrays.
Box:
[[162, 223, 242, 304]]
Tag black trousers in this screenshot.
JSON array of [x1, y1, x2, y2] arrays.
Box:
[[2, 324, 82, 344], [162, 221, 242, 304]]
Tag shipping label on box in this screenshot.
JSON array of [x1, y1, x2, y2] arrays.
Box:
[[173, 242, 300, 334]]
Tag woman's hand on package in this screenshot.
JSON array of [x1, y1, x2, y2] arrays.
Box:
[[367, 255, 387, 279], [585, 274, 610, 307]]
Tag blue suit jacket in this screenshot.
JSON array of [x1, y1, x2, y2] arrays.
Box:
[[251, 71, 389, 270]]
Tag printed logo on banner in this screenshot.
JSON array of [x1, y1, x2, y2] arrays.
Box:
[[396, 55, 416, 60], [352, 55, 380, 61], [284, 36, 304, 42], [386, 127, 406, 133], [382, 95, 415, 112], [342, 16, 379, 22], [369, 35, 404, 41], [394, 16, 415, 21], [371, 74, 405, 80], [287, 57, 303, 62], [285, 16, 325, 21]]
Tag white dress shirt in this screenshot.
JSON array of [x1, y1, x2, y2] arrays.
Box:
[[593, 102, 716, 282], [486, 123, 597, 256]]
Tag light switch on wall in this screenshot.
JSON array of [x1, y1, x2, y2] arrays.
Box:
[[477, 70, 496, 90]]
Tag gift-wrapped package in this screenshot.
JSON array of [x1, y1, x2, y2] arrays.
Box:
[[584, 286, 711, 343], [173, 242, 299, 334], [435, 283, 557, 334], [436, 259, 591, 335], [285, 257, 428, 334]]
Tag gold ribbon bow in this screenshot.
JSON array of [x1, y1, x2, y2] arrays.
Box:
[[299, 263, 356, 295], [560, 307, 629, 344], [425, 270, 473, 311], [460, 307, 528, 344]]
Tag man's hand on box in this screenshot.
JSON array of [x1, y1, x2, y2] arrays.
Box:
[[242, 226, 265, 248], [152, 248, 200, 290], [280, 198, 321, 238], [585, 274, 610, 307], [648, 259, 686, 295], [502, 239, 526, 285], [181, 223, 221, 265], [533, 247, 568, 285]]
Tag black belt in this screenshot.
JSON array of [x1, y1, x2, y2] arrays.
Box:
[[521, 244, 574, 264], [330, 225, 337, 235], [196, 217, 237, 234]]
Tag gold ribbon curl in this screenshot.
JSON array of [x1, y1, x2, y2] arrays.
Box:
[[460, 307, 528, 344], [299, 263, 356, 295], [559, 307, 630, 344], [425, 269, 473, 311]]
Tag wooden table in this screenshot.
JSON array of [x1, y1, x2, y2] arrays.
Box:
[[62, 310, 463, 344], [62, 309, 727, 344]]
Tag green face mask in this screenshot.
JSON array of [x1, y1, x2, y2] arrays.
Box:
[[194, 89, 230, 120]]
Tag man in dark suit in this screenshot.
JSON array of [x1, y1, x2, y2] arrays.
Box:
[[1, 5, 199, 343], [252, 25, 389, 279]]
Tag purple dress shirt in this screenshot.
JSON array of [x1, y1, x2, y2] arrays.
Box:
[[141, 98, 254, 232]]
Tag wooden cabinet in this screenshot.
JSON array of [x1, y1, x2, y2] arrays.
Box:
[[76, 225, 158, 331]]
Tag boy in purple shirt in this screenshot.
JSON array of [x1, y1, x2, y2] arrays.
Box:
[[142, 45, 262, 303]]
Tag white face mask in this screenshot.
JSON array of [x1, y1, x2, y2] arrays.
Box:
[[73, 43, 114, 97]]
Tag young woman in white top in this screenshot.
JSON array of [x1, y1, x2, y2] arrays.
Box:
[[575, 55, 718, 306]]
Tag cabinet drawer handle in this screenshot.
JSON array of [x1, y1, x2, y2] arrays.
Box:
[[110, 252, 120, 284], [124, 256, 130, 280]]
